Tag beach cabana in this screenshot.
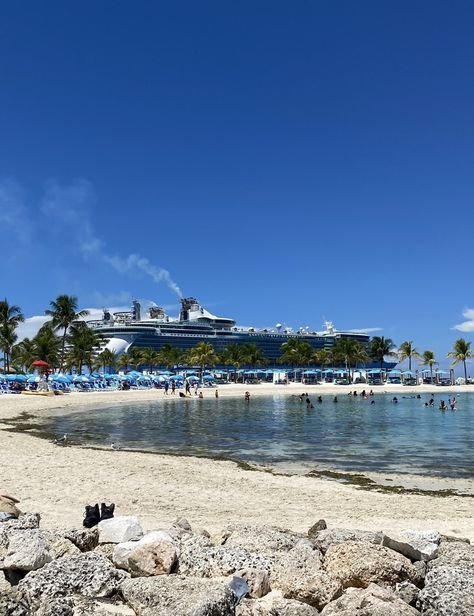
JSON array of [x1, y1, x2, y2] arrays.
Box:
[[387, 370, 402, 384], [435, 370, 452, 386], [421, 369, 436, 384], [366, 369, 384, 385], [401, 370, 417, 386]]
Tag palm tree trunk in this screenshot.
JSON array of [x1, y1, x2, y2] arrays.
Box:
[[61, 328, 67, 371], [464, 360, 468, 384], [409, 356, 412, 371]]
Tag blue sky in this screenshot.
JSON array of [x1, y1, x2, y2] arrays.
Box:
[[1, 1, 473, 368]]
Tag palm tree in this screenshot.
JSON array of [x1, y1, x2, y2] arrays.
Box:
[[186, 342, 219, 382], [0, 299, 24, 372], [140, 348, 158, 373], [33, 322, 61, 368], [156, 345, 182, 370], [332, 339, 369, 382], [117, 352, 130, 372], [279, 338, 314, 382], [66, 321, 102, 374], [369, 336, 396, 372], [96, 348, 117, 373], [421, 350, 437, 383], [398, 340, 420, 372], [313, 348, 333, 381], [220, 344, 244, 382], [239, 343, 266, 369], [45, 295, 89, 371], [447, 338, 472, 384], [127, 347, 144, 371], [11, 337, 37, 372]]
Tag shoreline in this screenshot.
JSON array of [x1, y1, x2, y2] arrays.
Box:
[[1, 383, 473, 539]]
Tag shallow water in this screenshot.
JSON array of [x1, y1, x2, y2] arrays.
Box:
[[35, 391, 474, 480]]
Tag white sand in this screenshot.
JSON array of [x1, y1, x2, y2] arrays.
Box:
[[0, 383, 473, 539]]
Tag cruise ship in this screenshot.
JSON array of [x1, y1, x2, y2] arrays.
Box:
[[87, 297, 371, 361]]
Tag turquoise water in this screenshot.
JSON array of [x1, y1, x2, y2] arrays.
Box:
[[38, 393, 474, 479]]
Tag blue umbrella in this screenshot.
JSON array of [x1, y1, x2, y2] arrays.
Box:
[[27, 375, 40, 383], [90, 372, 102, 379], [6, 374, 27, 382], [73, 375, 90, 383], [51, 375, 70, 384], [169, 375, 184, 381], [203, 375, 215, 381]]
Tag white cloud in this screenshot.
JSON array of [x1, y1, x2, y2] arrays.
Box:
[[453, 308, 474, 332], [16, 316, 49, 341], [348, 327, 382, 334]]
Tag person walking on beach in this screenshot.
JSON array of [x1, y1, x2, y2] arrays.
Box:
[[185, 381, 191, 396], [215, 389, 219, 398], [171, 381, 176, 395], [164, 381, 169, 395]]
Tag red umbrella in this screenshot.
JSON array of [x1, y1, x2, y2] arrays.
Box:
[[31, 360, 49, 368]]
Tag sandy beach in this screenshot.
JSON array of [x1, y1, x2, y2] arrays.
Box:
[[1, 383, 473, 540]]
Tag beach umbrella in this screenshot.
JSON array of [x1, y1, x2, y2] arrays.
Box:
[[31, 360, 49, 369], [103, 373, 119, 380], [73, 375, 90, 383], [6, 374, 27, 382], [90, 372, 102, 379], [27, 375, 40, 383], [152, 375, 167, 382], [51, 375, 70, 384], [169, 375, 184, 381], [203, 375, 214, 381], [187, 375, 199, 383]]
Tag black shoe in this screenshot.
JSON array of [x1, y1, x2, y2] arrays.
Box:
[[83, 504, 100, 528], [100, 502, 115, 521]]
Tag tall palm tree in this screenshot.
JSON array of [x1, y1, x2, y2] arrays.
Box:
[[0, 299, 24, 372], [140, 348, 157, 373], [239, 343, 265, 369], [447, 338, 472, 384], [66, 321, 102, 374], [127, 347, 144, 371], [186, 342, 219, 382], [220, 344, 244, 382], [369, 336, 396, 372], [117, 353, 130, 372], [314, 348, 333, 381], [332, 339, 368, 381], [96, 348, 117, 373], [45, 295, 89, 371], [398, 340, 420, 372], [421, 350, 437, 383], [279, 338, 313, 382]]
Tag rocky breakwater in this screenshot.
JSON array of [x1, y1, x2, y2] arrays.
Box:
[[0, 513, 473, 615]]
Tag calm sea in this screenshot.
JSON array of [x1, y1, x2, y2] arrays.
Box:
[[35, 391, 474, 480]]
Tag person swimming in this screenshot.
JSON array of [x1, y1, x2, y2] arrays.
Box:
[[439, 400, 447, 411], [392, 396, 398, 403]]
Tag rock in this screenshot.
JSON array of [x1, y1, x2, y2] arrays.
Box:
[[1, 529, 52, 571], [179, 534, 273, 579], [113, 531, 178, 577], [272, 542, 341, 610], [72, 597, 137, 615], [65, 527, 99, 552], [324, 541, 422, 589], [221, 524, 304, 555], [412, 560, 426, 580], [237, 568, 271, 599], [320, 583, 419, 615], [121, 575, 237, 616], [440, 534, 470, 544], [311, 528, 383, 553], [395, 581, 419, 606], [98, 517, 143, 544], [0, 513, 40, 530], [0, 588, 31, 616], [381, 530, 440, 562], [18, 553, 128, 606], [429, 539, 474, 569], [174, 517, 192, 532], [308, 520, 327, 540], [94, 543, 116, 562], [417, 564, 474, 615], [236, 590, 320, 615], [0, 570, 10, 594], [42, 531, 80, 560]]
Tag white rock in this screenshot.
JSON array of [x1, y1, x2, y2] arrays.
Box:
[[382, 529, 440, 562], [98, 517, 143, 544], [113, 530, 178, 576]]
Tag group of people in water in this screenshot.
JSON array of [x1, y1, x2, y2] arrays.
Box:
[[296, 389, 459, 412]]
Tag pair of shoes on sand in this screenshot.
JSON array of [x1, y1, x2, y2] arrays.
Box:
[[83, 503, 115, 528]]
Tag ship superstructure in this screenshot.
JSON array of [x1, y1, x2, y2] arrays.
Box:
[[87, 297, 370, 361]]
